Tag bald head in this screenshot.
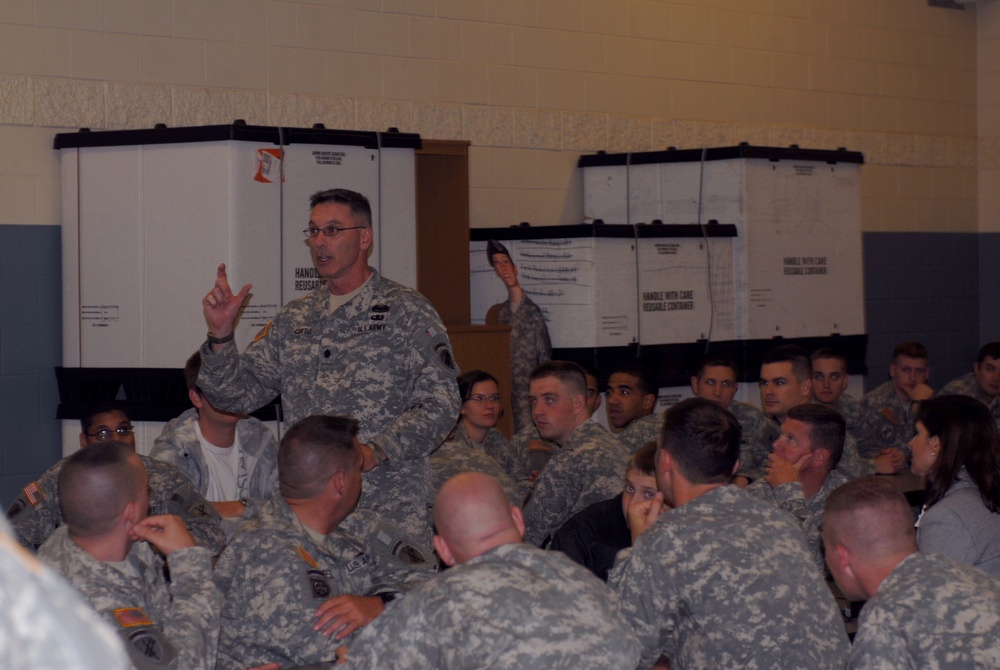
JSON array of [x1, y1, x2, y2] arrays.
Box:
[[59, 442, 146, 538], [823, 477, 916, 560], [433, 472, 524, 566]]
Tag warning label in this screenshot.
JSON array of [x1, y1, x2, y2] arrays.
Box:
[[312, 151, 346, 166], [783, 256, 827, 275], [642, 290, 694, 312]]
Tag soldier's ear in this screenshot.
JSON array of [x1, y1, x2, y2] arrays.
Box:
[[328, 470, 346, 498], [509, 506, 526, 539], [433, 535, 457, 567], [643, 393, 656, 412]]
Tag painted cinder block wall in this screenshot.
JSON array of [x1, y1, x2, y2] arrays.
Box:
[[1, 1, 997, 503]]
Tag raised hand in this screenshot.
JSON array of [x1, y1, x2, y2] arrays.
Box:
[[202, 263, 252, 346]]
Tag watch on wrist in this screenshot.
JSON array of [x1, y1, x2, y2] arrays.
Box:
[[207, 331, 235, 345]]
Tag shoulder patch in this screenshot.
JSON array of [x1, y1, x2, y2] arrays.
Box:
[[114, 607, 153, 628], [416, 324, 457, 374], [21, 481, 44, 506], [253, 321, 273, 343]]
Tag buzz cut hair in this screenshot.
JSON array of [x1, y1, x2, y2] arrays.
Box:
[[611, 363, 658, 397], [810, 347, 847, 367], [891, 341, 928, 363], [659, 398, 741, 484], [786, 404, 845, 470], [529, 360, 587, 397], [977, 342, 1000, 364], [762, 344, 812, 383], [694, 356, 739, 379], [59, 442, 142, 538], [279, 415, 360, 499], [308, 188, 372, 228]]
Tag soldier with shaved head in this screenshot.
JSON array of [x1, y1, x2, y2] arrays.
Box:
[[38, 442, 220, 670], [214, 415, 435, 670], [823, 477, 1000, 668], [340, 472, 639, 669]]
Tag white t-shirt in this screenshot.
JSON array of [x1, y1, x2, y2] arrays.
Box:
[[194, 423, 242, 502]]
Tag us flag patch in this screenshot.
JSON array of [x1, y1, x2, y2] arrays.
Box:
[[114, 607, 153, 628], [22, 482, 44, 506]]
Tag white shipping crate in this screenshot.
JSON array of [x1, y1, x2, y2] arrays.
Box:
[[580, 146, 865, 342], [636, 227, 738, 345]]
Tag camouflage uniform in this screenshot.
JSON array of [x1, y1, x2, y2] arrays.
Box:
[[198, 269, 460, 543], [861, 381, 916, 457], [150, 407, 279, 504], [341, 542, 640, 670], [731, 400, 774, 481], [617, 411, 661, 453], [758, 412, 870, 482], [7, 453, 226, 555], [832, 393, 877, 459], [38, 526, 220, 670], [214, 492, 436, 670], [430, 423, 524, 507], [609, 485, 850, 669], [522, 419, 630, 546], [0, 519, 130, 669], [938, 372, 1000, 429], [849, 552, 1000, 669], [508, 423, 550, 493], [498, 296, 551, 433], [746, 468, 850, 569]]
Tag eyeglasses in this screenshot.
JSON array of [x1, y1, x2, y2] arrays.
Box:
[[303, 225, 366, 238], [85, 425, 134, 441], [468, 394, 502, 404]]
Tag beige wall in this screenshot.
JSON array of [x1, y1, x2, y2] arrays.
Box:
[[980, 0, 1000, 233], [0, 0, 986, 232]]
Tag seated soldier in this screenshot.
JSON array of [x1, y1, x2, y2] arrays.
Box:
[[756, 345, 869, 482], [430, 370, 522, 507], [860, 341, 933, 465], [339, 472, 640, 669], [746, 404, 849, 569], [0, 514, 131, 668], [823, 477, 1000, 668], [549, 442, 661, 581], [151, 352, 279, 536], [509, 365, 603, 487], [605, 363, 659, 451], [609, 398, 850, 669], [38, 442, 220, 670], [688, 356, 771, 487], [937, 341, 1000, 429], [521, 362, 630, 547], [214, 415, 436, 670], [7, 401, 225, 554], [812, 346, 902, 477]]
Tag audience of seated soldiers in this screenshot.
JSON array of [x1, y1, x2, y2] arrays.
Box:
[[9, 337, 1000, 669]]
